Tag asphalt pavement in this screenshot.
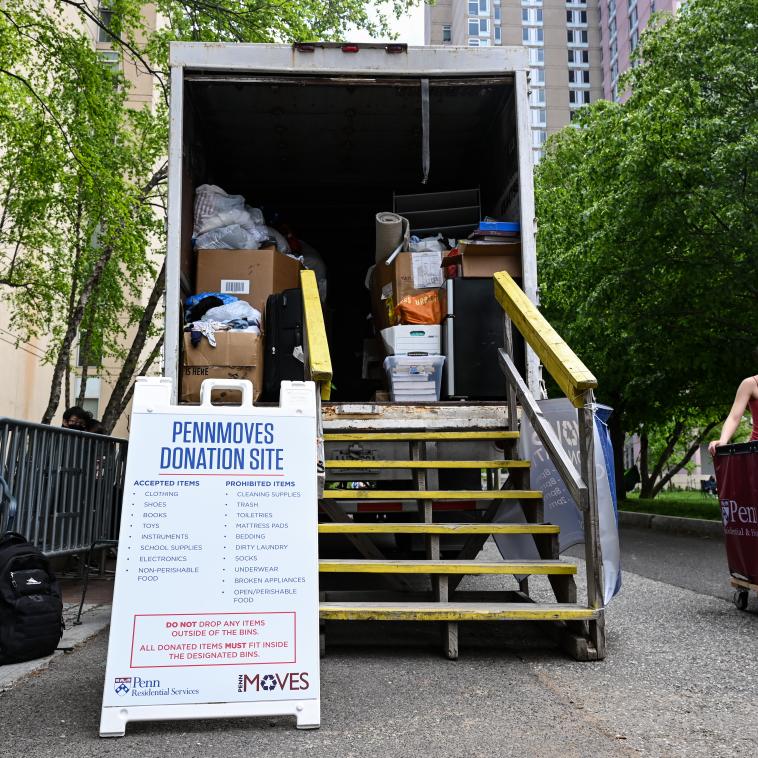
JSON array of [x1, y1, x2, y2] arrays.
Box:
[[1, 527, 756, 757]]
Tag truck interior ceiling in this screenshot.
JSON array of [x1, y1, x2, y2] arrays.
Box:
[[181, 73, 521, 400]]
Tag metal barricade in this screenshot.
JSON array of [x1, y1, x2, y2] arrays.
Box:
[[0, 417, 128, 556]]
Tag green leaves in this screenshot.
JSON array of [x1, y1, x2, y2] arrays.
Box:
[[536, 0, 758, 433], [0, 0, 419, 424]]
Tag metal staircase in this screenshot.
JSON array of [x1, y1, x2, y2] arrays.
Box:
[[299, 269, 607, 662], [316, 424, 598, 659]]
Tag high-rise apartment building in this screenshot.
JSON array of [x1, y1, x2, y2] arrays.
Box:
[[425, 1, 603, 162], [599, 1, 680, 101]]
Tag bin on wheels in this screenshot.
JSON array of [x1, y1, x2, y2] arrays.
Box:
[[714, 441, 758, 611]]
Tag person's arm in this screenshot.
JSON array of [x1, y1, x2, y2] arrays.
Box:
[[708, 378, 755, 455]]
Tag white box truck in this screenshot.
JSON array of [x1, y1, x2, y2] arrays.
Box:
[[162, 43, 606, 661]]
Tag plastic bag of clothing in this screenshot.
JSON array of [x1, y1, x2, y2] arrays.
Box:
[[184, 292, 238, 322], [193, 185, 254, 236], [244, 205, 265, 226], [409, 234, 449, 253], [195, 223, 268, 250], [266, 226, 291, 254], [202, 300, 262, 331]]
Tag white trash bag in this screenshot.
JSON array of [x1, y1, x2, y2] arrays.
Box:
[[195, 223, 268, 250], [194, 184, 250, 236]]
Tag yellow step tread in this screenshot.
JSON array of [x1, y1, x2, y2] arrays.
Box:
[[324, 431, 519, 441], [320, 602, 598, 622], [325, 460, 529, 469], [322, 489, 541, 500], [318, 522, 558, 535], [318, 559, 576, 575]]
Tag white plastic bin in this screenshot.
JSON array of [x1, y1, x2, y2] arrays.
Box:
[[383, 355, 445, 402], [380, 325, 442, 356]]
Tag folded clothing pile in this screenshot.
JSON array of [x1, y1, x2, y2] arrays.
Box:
[[181, 291, 264, 403]]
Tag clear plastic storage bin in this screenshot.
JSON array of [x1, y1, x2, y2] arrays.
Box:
[[383, 355, 445, 402]]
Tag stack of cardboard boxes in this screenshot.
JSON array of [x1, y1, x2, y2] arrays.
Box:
[[369, 230, 522, 402], [181, 246, 302, 403]]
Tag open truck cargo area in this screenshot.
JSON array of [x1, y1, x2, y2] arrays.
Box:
[[165, 43, 538, 403]]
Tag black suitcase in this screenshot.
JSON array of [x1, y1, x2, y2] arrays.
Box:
[[262, 288, 305, 401]]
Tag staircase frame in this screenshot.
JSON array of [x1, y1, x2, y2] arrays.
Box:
[[300, 269, 607, 661]]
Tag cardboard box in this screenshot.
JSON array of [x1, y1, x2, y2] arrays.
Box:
[[442, 241, 521, 278], [195, 248, 302, 314], [370, 252, 444, 329], [181, 332, 263, 402]]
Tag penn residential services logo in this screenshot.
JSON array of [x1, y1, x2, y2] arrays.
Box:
[[721, 498, 758, 528], [114, 677, 131, 696]]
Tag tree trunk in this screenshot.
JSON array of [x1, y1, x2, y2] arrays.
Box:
[[607, 405, 626, 501], [108, 335, 164, 431], [40, 163, 167, 425], [100, 259, 165, 434], [639, 431, 652, 498], [40, 245, 116, 424], [650, 421, 720, 498]]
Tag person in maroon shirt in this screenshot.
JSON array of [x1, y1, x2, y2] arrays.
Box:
[[709, 375, 758, 455]]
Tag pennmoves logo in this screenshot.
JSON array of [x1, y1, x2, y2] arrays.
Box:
[[237, 672, 310, 693]]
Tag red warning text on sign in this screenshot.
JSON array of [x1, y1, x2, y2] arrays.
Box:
[[129, 612, 296, 668]]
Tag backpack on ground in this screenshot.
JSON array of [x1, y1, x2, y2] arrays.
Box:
[[0, 477, 64, 665]]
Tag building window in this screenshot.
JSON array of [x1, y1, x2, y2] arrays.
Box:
[[609, 17, 617, 38], [569, 70, 590, 85], [530, 88, 545, 105], [479, 38, 490, 46], [97, 3, 114, 44], [567, 10, 588, 25], [442, 25, 452, 44], [469, 19, 479, 36], [630, 29, 639, 51], [530, 47, 544, 64], [468, 38, 480, 46], [97, 49, 120, 72], [629, 6, 638, 28], [570, 91, 589, 106], [532, 67, 545, 84], [611, 61, 618, 81], [610, 39, 618, 60], [531, 108, 546, 126], [568, 49, 590, 65], [468, 1, 479, 14], [479, 18, 489, 34], [522, 8, 543, 23], [479, 0, 489, 13], [567, 30, 588, 45], [495, 6, 501, 22], [494, 26, 501, 44]]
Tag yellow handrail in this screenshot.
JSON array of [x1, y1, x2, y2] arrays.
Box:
[[300, 270, 333, 400], [493, 271, 596, 407]]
